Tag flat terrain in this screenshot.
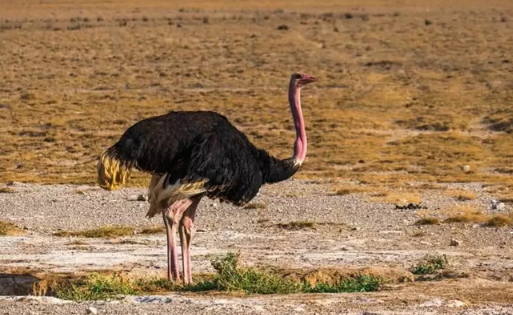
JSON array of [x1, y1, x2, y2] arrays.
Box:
[[2, 0, 513, 314], [1, 181, 513, 314]]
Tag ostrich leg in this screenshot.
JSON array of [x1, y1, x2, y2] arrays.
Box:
[[179, 196, 202, 285], [163, 199, 193, 282]]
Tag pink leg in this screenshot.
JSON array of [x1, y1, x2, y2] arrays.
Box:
[[179, 196, 201, 285], [163, 199, 193, 282]]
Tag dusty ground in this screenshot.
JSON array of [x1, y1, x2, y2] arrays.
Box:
[[1, 180, 513, 314]]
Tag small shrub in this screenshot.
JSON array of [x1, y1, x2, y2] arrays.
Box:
[[54, 273, 137, 301], [190, 253, 300, 294], [412, 253, 448, 275], [304, 274, 381, 293]]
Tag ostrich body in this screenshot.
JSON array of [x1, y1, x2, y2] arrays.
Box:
[[97, 73, 316, 284]]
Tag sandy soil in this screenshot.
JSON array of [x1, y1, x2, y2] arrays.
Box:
[[1, 180, 513, 314]]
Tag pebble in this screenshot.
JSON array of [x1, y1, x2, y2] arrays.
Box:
[[86, 306, 98, 314], [462, 165, 471, 172], [419, 298, 443, 307], [491, 199, 505, 210], [137, 194, 148, 202]]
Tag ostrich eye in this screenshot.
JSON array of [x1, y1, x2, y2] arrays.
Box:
[[295, 74, 303, 80]]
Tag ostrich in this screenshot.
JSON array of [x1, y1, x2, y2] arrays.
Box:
[[97, 73, 316, 284]]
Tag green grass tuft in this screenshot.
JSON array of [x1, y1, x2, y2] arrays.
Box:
[[186, 253, 301, 294], [54, 273, 137, 301], [51, 253, 382, 300], [304, 275, 381, 293], [412, 253, 448, 275]]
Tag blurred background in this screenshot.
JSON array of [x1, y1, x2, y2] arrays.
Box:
[[1, 0, 512, 191]]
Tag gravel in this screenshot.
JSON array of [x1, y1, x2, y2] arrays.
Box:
[[1, 180, 513, 314]]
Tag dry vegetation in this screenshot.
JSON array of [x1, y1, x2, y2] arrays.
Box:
[[53, 225, 165, 238], [0, 220, 24, 236], [445, 189, 478, 201], [0, 0, 512, 190], [415, 204, 513, 227]]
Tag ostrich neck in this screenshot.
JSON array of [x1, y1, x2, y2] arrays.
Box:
[[288, 82, 307, 166]]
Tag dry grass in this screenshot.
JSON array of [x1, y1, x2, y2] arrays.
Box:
[[371, 191, 422, 205], [243, 202, 267, 209], [439, 205, 513, 227], [53, 226, 134, 238], [0, 187, 15, 193], [139, 226, 165, 234], [484, 213, 513, 227], [276, 221, 316, 230], [442, 205, 488, 224], [445, 189, 478, 201], [0, 220, 24, 236], [1, 0, 513, 190], [330, 183, 371, 196]]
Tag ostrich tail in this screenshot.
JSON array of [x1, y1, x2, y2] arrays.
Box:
[[97, 149, 133, 191]]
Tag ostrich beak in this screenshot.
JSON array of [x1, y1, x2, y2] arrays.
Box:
[[299, 74, 316, 85]]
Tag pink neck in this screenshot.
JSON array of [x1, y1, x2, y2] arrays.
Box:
[[288, 80, 307, 166]]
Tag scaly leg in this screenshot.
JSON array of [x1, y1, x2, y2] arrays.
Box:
[[163, 199, 193, 282], [179, 196, 202, 285]]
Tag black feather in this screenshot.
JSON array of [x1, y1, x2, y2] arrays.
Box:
[[105, 110, 300, 205]]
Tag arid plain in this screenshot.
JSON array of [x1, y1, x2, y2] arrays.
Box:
[[1, 0, 513, 314]]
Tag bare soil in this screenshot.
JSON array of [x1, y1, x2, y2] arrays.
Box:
[[1, 180, 513, 314]]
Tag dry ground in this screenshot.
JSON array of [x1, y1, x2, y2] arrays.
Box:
[[1, 0, 513, 188], [1, 181, 513, 314], [2, 0, 513, 314]]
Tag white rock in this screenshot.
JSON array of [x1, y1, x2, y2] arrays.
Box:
[[447, 300, 466, 307], [419, 298, 443, 307], [491, 199, 505, 210], [462, 165, 471, 172], [86, 306, 98, 314]]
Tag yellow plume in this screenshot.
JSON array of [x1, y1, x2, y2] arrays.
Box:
[[97, 152, 132, 190]]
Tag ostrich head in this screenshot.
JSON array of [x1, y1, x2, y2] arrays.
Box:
[[293, 73, 316, 88]]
